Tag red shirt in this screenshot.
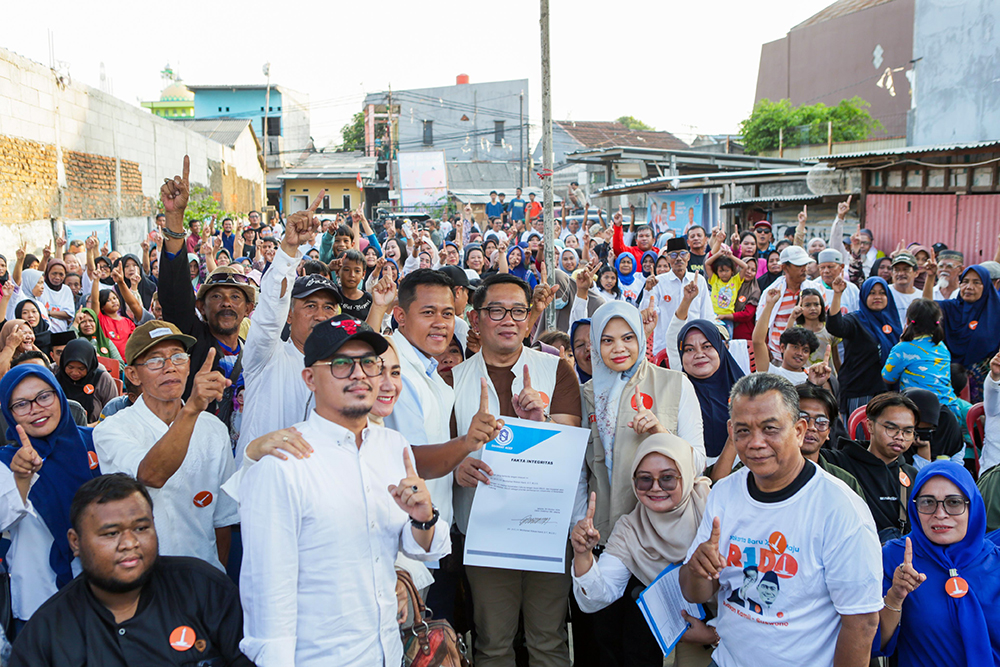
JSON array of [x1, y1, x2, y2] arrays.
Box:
[[98, 312, 136, 359], [526, 201, 542, 220]]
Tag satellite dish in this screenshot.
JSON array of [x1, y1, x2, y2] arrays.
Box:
[[806, 164, 857, 196]]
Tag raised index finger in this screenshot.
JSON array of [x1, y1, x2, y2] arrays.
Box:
[[182, 155, 190, 184], [307, 190, 327, 213], [200, 347, 217, 374], [479, 378, 490, 413], [903, 537, 912, 566], [522, 365, 532, 389], [15, 425, 32, 451], [586, 491, 596, 520], [402, 447, 417, 477], [846, 194, 852, 207], [709, 516, 721, 545]]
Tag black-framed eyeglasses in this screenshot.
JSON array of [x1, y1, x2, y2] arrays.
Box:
[[914, 495, 968, 516], [799, 412, 831, 431], [135, 352, 190, 371], [206, 272, 250, 285], [875, 420, 915, 439], [9, 390, 57, 417], [480, 306, 530, 322], [915, 427, 935, 441], [666, 251, 689, 260], [314, 354, 384, 379], [633, 473, 680, 492]]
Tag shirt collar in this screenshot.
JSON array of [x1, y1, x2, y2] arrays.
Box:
[[411, 345, 439, 377], [307, 409, 372, 448]]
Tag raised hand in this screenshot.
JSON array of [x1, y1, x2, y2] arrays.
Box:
[[55, 236, 66, 249], [531, 283, 554, 316], [199, 241, 212, 256], [886, 537, 926, 609], [837, 195, 852, 220], [160, 155, 191, 214], [111, 263, 126, 286], [688, 517, 726, 580], [644, 274, 659, 291], [806, 345, 832, 386], [765, 287, 781, 306], [831, 275, 847, 294], [10, 425, 43, 479], [627, 385, 666, 435], [388, 449, 434, 522], [14, 243, 25, 262], [789, 305, 804, 322], [990, 349, 1000, 382], [512, 365, 546, 422], [612, 208, 623, 228], [42, 242, 52, 260], [284, 191, 326, 249], [923, 257, 938, 279], [187, 348, 231, 413], [140, 239, 150, 253], [85, 234, 98, 252], [467, 378, 503, 452], [682, 280, 699, 302], [245, 427, 313, 462], [571, 492, 601, 554], [797, 205, 807, 226], [371, 268, 397, 309], [641, 296, 658, 341]]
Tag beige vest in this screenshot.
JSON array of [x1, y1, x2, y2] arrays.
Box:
[[582, 360, 684, 541], [452, 346, 560, 534]]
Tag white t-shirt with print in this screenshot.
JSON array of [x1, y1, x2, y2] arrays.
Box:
[[769, 366, 808, 385], [685, 463, 882, 667]]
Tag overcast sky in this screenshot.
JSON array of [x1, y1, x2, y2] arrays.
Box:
[[4, 0, 833, 149]]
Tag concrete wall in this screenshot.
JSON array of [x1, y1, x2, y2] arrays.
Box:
[[366, 79, 528, 163], [284, 178, 362, 214], [0, 47, 264, 256], [754, 0, 914, 138], [910, 0, 1000, 145]]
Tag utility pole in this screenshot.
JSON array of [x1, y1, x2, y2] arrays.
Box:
[[262, 62, 271, 218], [387, 86, 394, 197], [519, 91, 524, 190], [540, 0, 556, 330]]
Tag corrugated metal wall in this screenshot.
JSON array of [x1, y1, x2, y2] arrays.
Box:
[[865, 194, 1000, 261]]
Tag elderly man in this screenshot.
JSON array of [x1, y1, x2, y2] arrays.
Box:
[[888, 251, 920, 324], [680, 373, 882, 667], [757, 245, 823, 362], [932, 249, 964, 300], [10, 473, 252, 667], [94, 321, 239, 571], [238, 316, 450, 667], [647, 237, 715, 356], [816, 248, 859, 314]]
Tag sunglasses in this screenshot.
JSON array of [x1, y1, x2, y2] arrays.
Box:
[[633, 473, 680, 492], [206, 272, 250, 285]]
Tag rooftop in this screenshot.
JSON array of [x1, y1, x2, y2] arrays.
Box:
[[557, 120, 688, 151], [278, 151, 378, 180], [175, 119, 255, 148], [820, 140, 1000, 165]]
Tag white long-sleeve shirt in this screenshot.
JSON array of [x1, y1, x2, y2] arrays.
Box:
[[980, 375, 1000, 472], [572, 554, 632, 613], [236, 246, 312, 461], [238, 410, 450, 667], [650, 271, 715, 355]]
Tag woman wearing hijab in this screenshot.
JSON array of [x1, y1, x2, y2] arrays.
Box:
[[757, 249, 783, 292], [571, 319, 593, 384], [870, 256, 893, 283], [114, 254, 157, 311], [560, 247, 581, 274], [935, 265, 1000, 404], [582, 302, 704, 551], [827, 276, 901, 420], [73, 307, 122, 362], [0, 254, 9, 285], [614, 254, 641, 304], [7, 268, 49, 324], [731, 257, 761, 340], [0, 364, 101, 627], [505, 245, 537, 290], [874, 461, 1000, 666], [15, 300, 51, 356], [572, 434, 716, 666], [54, 339, 117, 424], [0, 320, 43, 377], [41, 259, 76, 334]]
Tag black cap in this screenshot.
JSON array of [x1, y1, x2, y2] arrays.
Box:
[[292, 274, 341, 303], [902, 388, 939, 427], [304, 315, 388, 367], [666, 237, 689, 253], [439, 265, 470, 289]]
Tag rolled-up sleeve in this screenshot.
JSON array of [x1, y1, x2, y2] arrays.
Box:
[[399, 514, 451, 562]]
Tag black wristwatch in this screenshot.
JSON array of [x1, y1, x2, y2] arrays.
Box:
[[410, 507, 440, 531]]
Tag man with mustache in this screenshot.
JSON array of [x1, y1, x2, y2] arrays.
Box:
[[158, 156, 256, 448]]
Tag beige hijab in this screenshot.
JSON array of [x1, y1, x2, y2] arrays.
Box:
[[368, 336, 400, 427], [603, 433, 711, 585]]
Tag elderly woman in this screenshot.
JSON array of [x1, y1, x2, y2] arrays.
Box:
[[572, 434, 716, 666], [875, 461, 1000, 666]]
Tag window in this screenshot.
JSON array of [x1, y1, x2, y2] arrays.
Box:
[[323, 196, 330, 209], [225, 107, 230, 112], [950, 169, 968, 188], [423, 120, 433, 145], [218, 107, 223, 112], [869, 172, 883, 187], [906, 169, 923, 188], [266, 117, 281, 136], [888, 170, 903, 188], [494, 120, 505, 144], [343, 194, 351, 210], [973, 167, 994, 187], [928, 169, 945, 188]]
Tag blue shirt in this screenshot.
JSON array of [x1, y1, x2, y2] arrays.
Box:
[[509, 198, 526, 221], [485, 201, 503, 219], [882, 337, 963, 418]]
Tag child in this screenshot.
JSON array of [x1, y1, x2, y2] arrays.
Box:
[[596, 265, 621, 302], [754, 287, 832, 390], [792, 288, 840, 371], [704, 246, 748, 336], [337, 249, 373, 320]]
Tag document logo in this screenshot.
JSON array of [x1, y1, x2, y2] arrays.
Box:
[[487, 423, 555, 455]]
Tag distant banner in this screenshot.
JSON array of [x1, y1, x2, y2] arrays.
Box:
[[647, 192, 705, 235], [64, 220, 113, 249], [398, 151, 448, 211]]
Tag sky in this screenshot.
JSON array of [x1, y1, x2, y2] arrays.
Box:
[[3, 0, 834, 150]]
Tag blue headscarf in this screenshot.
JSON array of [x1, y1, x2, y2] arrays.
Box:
[[880, 461, 1000, 666], [855, 277, 901, 366], [0, 365, 100, 588], [640, 250, 658, 277], [677, 320, 745, 458], [939, 265, 1000, 367], [506, 246, 537, 290], [570, 318, 592, 384], [615, 253, 639, 288]]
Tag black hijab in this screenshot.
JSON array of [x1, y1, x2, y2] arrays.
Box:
[[15, 299, 51, 353], [56, 339, 103, 421], [114, 254, 156, 310]]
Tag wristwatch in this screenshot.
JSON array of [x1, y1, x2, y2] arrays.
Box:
[[410, 506, 440, 531]]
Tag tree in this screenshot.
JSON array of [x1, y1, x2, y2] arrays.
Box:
[[739, 97, 883, 154], [340, 112, 365, 152], [158, 185, 232, 229], [617, 115, 655, 131]]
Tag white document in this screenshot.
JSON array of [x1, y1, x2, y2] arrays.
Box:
[[463, 417, 589, 574], [637, 563, 707, 655]]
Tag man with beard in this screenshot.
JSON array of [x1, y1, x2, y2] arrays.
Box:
[[9, 473, 252, 666], [158, 156, 256, 447]]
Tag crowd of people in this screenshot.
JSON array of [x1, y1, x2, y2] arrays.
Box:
[[0, 154, 997, 667]]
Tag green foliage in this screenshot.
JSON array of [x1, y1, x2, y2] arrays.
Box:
[[739, 97, 883, 154], [340, 112, 365, 152], [617, 115, 655, 131]]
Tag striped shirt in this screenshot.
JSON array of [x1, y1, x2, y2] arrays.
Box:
[[768, 288, 800, 361]]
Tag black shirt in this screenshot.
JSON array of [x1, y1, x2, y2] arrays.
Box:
[[823, 438, 917, 535], [687, 252, 707, 275], [747, 458, 816, 502], [825, 312, 890, 413], [10, 556, 253, 667], [340, 291, 373, 321]]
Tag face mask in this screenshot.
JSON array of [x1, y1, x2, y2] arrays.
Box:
[[554, 297, 569, 310]]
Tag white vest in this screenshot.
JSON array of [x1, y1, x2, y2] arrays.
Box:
[[385, 331, 456, 528], [451, 346, 560, 534]]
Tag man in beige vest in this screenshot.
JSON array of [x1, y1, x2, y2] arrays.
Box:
[[453, 273, 583, 667]]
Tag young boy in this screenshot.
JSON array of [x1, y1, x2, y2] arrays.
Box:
[[336, 249, 373, 320], [704, 245, 748, 335], [754, 287, 833, 391]]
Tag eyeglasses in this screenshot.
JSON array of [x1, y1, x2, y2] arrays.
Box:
[[666, 251, 689, 260], [754, 228, 770, 234], [314, 354, 384, 379], [206, 272, 250, 285], [875, 420, 915, 439], [633, 473, 680, 492], [914, 495, 969, 516], [134, 352, 190, 371], [9, 390, 57, 416], [480, 306, 530, 322], [799, 413, 831, 431]]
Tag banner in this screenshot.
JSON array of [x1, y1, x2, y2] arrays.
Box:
[[64, 220, 113, 249], [397, 151, 448, 211], [647, 192, 705, 235]]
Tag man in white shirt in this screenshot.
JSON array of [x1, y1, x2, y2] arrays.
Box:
[[237, 192, 341, 461], [932, 249, 964, 300], [649, 237, 714, 356], [94, 321, 239, 571], [758, 246, 824, 362], [888, 251, 920, 324], [680, 373, 882, 667], [238, 315, 449, 667], [816, 249, 859, 314]]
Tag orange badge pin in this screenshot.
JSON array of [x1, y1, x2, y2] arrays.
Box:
[[539, 392, 551, 408], [193, 491, 213, 508], [882, 324, 893, 334], [969, 320, 978, 331], [83, 384, 95, 395], [664, 295, 672, 303], [946, 576, 969, 598], [169, 626, 196, 651], [899, 470, 910, 487], [87, 451, 99, 470]]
